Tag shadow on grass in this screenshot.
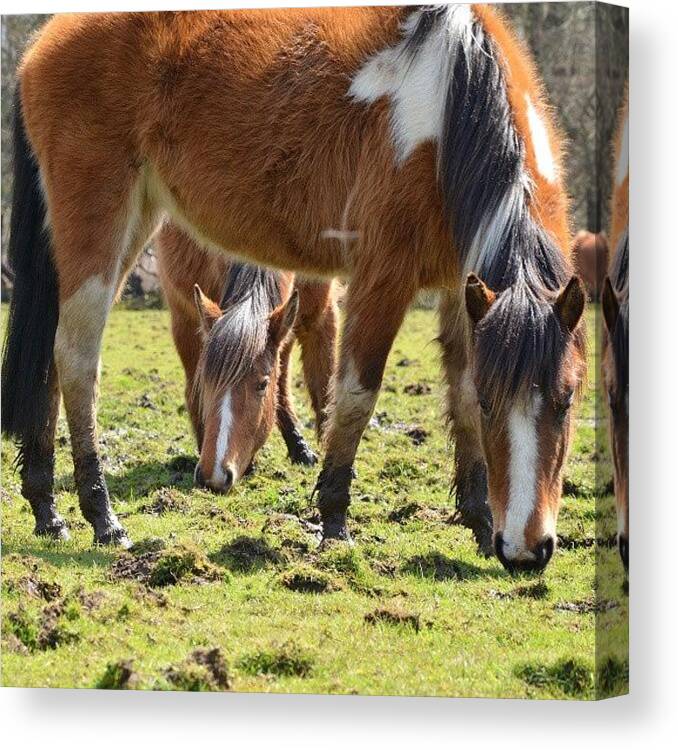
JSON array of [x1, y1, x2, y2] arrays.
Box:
[[52, 455, 197, 504], [210, 536, 282, 573], [401, 552, 505, 581], [1, 540, 117, 570], [106, 455, 197, 499]]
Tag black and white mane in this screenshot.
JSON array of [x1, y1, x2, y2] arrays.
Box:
[[405, 6, 583, 412], [196, 262, 282, 394]]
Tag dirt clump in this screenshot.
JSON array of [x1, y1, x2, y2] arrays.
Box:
[[404, 382, 432, 395], [110, 550, 162, 584], [140, 488, 188, 516], [166, 647, 231, 691], [17, 575, 62, 602], [279, 564, 341, 594]]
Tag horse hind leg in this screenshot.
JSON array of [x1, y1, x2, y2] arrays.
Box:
[[19, 368, 68, 539], [276, 336, 317, 466], [295, 278, 338, 441], [438, 291, 493, 556]]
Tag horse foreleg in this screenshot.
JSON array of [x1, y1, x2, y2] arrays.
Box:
[[315, 272, 414, 542], [438, 291, 493, 556], [276, 336, 317, 466], [295, 279, 338, 441]]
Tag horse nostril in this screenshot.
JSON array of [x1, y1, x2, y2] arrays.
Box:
[[223, 467, 234, 493], [194, 464, 206, 488], [533, 536, 555, 570], [618, 534, 629, 570]]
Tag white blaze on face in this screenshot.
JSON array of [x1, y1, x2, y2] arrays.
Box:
[[349, 5, 473, 164], [212, 389, 235, 485], [615, 113, 629, 187], [525, 95, 557, 183], [503, 394, 543, 560]]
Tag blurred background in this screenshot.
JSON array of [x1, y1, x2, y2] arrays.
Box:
[[1, 3, 628, 302]]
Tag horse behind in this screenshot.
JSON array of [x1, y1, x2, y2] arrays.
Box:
[[156, 222, 337, 492], [3, 7, 586, 571], [571, 230, 609, 302]]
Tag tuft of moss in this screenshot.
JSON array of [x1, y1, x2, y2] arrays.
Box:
[[238, 641, 314, 678], [5, 606, 39, 652], [149, 543, 221, 587], [130, 536, 167, 555], [97, 659, 139, 690], [214, 535, 281, 573], [315, 542, 379, 594], [165, 648, 231, 691]]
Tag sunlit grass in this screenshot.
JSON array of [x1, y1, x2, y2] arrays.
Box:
[[1, 304, 627, 698]]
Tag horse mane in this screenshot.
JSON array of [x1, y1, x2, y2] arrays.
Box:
[[403, 6, 582, 412], [196, 262, 283, 395]]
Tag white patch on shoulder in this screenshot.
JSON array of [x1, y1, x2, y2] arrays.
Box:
[[212, 389, 234, 485], [615, 113, 629, 186], [349, 5, 474, 164], [525, 95, 557, 183], [503, 394, 542, 560]]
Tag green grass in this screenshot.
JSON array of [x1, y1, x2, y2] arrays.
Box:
[[0, 304, 628, 698]]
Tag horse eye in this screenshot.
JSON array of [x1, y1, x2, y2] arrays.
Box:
[[478, 398, 491, 417], [556, 391, 574, 420], [256, 377, 270, 393]]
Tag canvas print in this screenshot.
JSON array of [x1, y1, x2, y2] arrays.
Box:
[[1, 3, 628, 699]]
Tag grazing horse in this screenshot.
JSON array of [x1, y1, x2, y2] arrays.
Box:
[[602, 92, 629, 570], [2, 6, 585, 570], [571, 230, 609, 302], [156, 222, 337, 491]]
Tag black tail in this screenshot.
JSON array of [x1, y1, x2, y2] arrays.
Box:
[[1, 85, 59, 450]]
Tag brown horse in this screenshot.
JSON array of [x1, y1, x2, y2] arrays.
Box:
[[156, 222, 337, 491], [602, 91, 629, 570], [2, 7, 586, 571], [571, 230, 609, 302]]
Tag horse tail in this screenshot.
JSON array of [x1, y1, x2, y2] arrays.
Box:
[[1, 83, 60, 450]]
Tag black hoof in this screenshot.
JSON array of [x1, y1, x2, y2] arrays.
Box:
[[320, 513, 353, 546], [35, 519, 70, 541], [95, 525, 133, 549], [289, 442, 318, 467]]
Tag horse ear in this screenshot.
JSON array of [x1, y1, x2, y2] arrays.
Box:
[[601, 276, 620, 333], [555, 276, 586, 332], [465, 274, 496, 326], [269, 290, 299, 345], [193, 284, 222, 334]]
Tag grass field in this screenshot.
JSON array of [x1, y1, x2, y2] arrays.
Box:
[[1, 303, 628, 698]]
